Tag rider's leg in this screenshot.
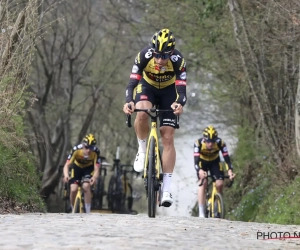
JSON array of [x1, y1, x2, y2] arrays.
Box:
[[134, 100, 152, 143], [198, 179, 207, 218], [215, 180, 224, 194], [133, 100, 152, 172], [160, 126, 175, 192], [160, 126, 176, 206], [82, 182, 92, 213], [214, 161, 225, 194], [70, 184, 78, 209]]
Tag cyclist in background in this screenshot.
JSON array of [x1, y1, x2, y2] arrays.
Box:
[[63, 134, 101, 213], [194, 126, 236, 218], [123, 28, 187, 207]]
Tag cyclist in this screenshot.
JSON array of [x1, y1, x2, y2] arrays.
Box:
[[194, 126, 236, 218], [123, 28, 187, 207], [63, 134, 101, 213]]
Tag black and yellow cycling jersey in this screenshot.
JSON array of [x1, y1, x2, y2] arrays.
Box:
[[193, 137, 233, 172], [125, 46, 187, 106], [66, 144, 101, 168]]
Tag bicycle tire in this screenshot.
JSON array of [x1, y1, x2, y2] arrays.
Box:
[[213, 193, 225, 219], [63, 183, 70, 213], [107, 176, 123, 213], [147, 136, 157, 218], [93, 176, 104, 209], [107, 176, 114, 209], [73, 197, 81, 213]]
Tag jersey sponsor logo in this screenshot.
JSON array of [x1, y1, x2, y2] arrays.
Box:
[[132, 65, 139, 73], [145, 49, 152, 59], [148, 73, 173, 82], [130, 73, 141, 80], [171, 55, 178, 62], [223, 146, 228, 152], [194, 147, 199, 153], [180, 72, 186, 80], [140, 95, 148, 100], [175, 80, 186, 86]]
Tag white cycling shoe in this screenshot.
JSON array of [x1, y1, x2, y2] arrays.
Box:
[[133, 152, 145, 172], [161, 192, 173, 207]]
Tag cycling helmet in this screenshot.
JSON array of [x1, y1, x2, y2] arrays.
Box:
[[151, 28, 175, 53], [83, 134, 97, 147], [203, 126, 218, 142]]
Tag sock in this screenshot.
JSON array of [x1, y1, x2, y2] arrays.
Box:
[[137, 138, 146, 153], [162, 173, 172, 192], [199, 204, 205, 218], [85, 203, 91, 213]]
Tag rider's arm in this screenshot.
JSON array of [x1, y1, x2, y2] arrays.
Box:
[[171, 50, 187, 106], [92, 148, 101, 179], [194, 139, 202, 172], [218, 139, 233, 170], [63, 149, 76, 178], [125, 48, 150, 103]]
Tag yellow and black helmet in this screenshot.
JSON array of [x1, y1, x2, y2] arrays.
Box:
[[203, 126, 218, 142], [83, 133, 97, 147], [151, 28, 175, 53]]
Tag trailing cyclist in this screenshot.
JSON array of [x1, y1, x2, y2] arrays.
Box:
[[123, 28, 187, 206], [194, 126, 236, 218], [63, 134, 101, 213]]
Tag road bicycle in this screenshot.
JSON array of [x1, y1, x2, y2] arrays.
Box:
[[126, 105, 178, 218], [107, 147, 136, 214], [92, 156, 109, 210], [72, 176, 92, 213], [199, 171, 234, 219]]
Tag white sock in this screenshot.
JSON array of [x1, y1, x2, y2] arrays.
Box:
[[85, 203, 91, 213], [162, 173, 172, 192], [137, 138, 146, 153], [199, 204, 205, 218]]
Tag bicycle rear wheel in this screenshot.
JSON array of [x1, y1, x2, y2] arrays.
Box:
[[147, 136, 157, 218], [93, 176, 104, 209], [213, 193, 224, 218]]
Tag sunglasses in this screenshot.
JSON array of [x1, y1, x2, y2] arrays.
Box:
[[153, 53, 171, 60], [84, 145, 93, 150], [204, 139, 216, 143]]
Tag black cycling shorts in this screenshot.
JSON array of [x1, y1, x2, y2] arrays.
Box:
[[134, 81, 179, 128], [69, 163, 94, 185], [196, 157, 224, 181]]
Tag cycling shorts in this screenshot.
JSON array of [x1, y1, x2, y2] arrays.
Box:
[[196, 157, 224, 181], [134, 82, 179, 128], [69, 164, 94, 185]]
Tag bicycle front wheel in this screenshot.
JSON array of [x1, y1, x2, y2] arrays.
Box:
[[147, 136, 157, 218], [73, 197, 81, 213], [213, 193, 225, 219]]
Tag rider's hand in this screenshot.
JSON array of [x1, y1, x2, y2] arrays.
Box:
[[171, 102, 183, 115], [63, 176, 69, 183], [123, 101, 135, 115], [90, 177, 96, 185], [228, 169, 236, 181], [199, 169, 207, 180]]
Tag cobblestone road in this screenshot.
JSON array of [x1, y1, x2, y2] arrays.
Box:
[[0, 213, 299, 249]]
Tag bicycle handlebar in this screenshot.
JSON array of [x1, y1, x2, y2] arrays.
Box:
[[198, 175, 234, 187], [126, 104, 178, 128]]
